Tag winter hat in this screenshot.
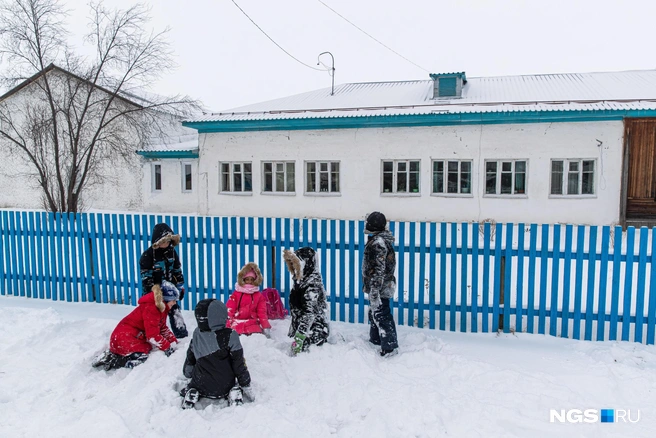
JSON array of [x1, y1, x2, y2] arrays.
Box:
[[151, 223, 181, 249], [161, 281, 180, 302], [153, 280, 180, 312], [237, 262, 263, 286], [365, 211, 387, 234]]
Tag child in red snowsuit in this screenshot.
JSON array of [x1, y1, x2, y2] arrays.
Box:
[[92, 281, 180, 370], [226, 263, 272, 336]]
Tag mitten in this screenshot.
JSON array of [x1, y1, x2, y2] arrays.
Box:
[[291, 332, 307, 355], [263, 328, 271, 339], [242, 385, 255, 403], [164, 347, 175, 357], [369, 294, 382, 310], [176, 283, 185, 301]]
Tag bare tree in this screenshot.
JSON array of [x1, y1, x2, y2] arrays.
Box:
[[0, 0, 199, 212]]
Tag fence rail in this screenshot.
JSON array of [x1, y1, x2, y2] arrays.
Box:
[[1, 210, 655, 344]]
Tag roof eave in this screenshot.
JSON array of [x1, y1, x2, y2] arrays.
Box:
[[135, 149, 199, 159], [182, 108, 655, 133]]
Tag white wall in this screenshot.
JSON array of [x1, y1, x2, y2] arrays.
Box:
[[142, 121, 624, 225], [141, 158, 200, 214]]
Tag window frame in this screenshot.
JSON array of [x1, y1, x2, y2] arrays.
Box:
[[549, 158, 596, 198], [181, 162, 193, 192], [219, 161, 253, 195], [483, 159, 528, 198], [380, 159, 421, 196], [304, 160, 341, 196], [151, 162, 162, 192], [431, 159, 474, 197], [261, 160, 296, 195]]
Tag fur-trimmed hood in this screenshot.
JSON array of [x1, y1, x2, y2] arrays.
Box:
[[151, 223, 181, 249], [283, 247, 318, 283], [237, 262, 263, 287]]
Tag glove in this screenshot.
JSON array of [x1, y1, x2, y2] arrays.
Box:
[[164, 347, 175, 357], [176, 284, 185, 301], [369, 294, 381, 310], [263, 328, 271, 339], [291, 332, 307, 356], [242, 385, 255, 403]]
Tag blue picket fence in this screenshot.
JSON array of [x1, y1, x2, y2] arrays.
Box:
[[1, 210, 656, 344]]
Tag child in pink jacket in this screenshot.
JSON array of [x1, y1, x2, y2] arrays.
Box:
[[226, 263, 272, 336]]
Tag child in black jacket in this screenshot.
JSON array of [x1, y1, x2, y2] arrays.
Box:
[[140, 223, 188, 338], [181, 299, 253, 409]]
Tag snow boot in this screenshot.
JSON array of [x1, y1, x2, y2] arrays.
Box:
[[379, 348, 398, 358], [92, 350, 116, 370], [228, 385, 243, 406], [124, 352, 149, 369], [181, 387, 200, 410]]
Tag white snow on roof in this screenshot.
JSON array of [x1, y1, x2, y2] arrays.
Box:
[[141, 129, 198, 152], [186, 70, 656, 123]]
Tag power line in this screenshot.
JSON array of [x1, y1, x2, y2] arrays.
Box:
[[316, 0, 430, 73], [230, 0, 328, 72]]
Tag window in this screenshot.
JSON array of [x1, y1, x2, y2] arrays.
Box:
[[551, 159, 595, 196], [263, 161, 295, 193], [152, 163, 162, 191], [382, 160, 420, 194], [432, 160, 472, 195], [306, 161, 340, 194], [220, 162, 252, 193], [182, 163, 192, 192], [485, 160, 527, 195]]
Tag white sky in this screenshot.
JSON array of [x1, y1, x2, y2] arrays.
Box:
[[61, 0, 656, 112]]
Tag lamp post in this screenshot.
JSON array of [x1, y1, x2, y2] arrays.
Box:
[[317, 51, 335, 96]]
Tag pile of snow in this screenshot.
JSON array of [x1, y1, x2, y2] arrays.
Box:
[[1, 295, 655, 437]]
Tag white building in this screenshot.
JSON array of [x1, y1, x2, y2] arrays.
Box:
[[146, 70, 656, 227], [0, 64, 196, 213]]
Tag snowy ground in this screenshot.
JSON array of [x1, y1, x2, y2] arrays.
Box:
[[1, 296, 655, 438]]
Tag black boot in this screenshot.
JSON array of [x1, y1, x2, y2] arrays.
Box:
[[92, 350, 116, 370], [228, 385, 243, 406], [181, 387, 200, 410]]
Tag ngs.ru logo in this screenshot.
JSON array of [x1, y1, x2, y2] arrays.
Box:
[[550, 409, 640, 423]]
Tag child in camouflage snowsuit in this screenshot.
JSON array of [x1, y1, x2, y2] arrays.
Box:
[[362, 211, 399, 357], [283, 247, 330, 355], [140, 223, 188, 338]]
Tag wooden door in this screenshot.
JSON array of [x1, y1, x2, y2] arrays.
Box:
[[626, 119, 656, 219]]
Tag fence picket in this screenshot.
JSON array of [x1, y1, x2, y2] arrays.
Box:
[[481, 223, 490, 333], [418, 222, 427, 329], [549, 224, 561, 337], [609, 226, 622, 341], [635, 227, 648, 343], [622, 227, 635, 342], [450, 222, 458, 332], [461, 223, 469, 333], [561, 225, 573, 338]]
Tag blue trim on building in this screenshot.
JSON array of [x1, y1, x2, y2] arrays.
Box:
[[182, 109, 656, 134], [136, 150, 199, 159]]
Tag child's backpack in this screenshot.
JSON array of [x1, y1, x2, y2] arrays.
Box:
[[262, 288, 288, 320]]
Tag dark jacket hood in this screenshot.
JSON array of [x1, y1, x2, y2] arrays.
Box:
[[194, 299, 228, 332], [151, 223, 181, 248]]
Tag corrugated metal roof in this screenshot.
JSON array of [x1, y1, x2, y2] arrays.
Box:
[[187, 70, 656, 123]]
